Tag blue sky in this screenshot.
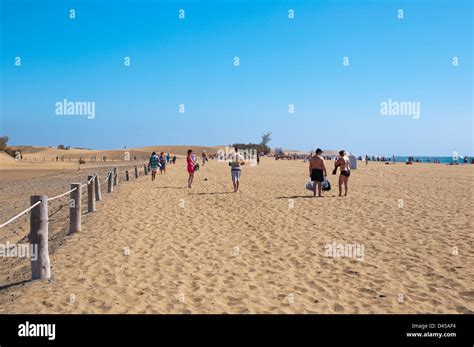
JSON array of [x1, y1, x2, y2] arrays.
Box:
[[0, 0, 472, 156]]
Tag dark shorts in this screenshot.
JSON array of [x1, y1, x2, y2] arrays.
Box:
[[311, 169, 324, 182], [341, 170, 351, 177]]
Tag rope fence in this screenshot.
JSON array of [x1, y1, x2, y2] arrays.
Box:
[[0, 201, 42, 228], [47, 187, 78, 202], [0, 164, 145, 280]]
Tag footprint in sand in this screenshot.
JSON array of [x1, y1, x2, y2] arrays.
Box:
[[459, 291, 474, 301]]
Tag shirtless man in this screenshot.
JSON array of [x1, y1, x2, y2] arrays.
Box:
[[309, 148, 327, 197], [335, 150, 350, 196]]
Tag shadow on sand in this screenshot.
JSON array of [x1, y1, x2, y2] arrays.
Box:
[[0, 279, 32, 292], [275, 195, 314, 199], [189, 191, 234, 196]]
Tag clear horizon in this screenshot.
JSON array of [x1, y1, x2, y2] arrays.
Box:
[[6, 143, 473, 158], [1, 0, 472, 157]]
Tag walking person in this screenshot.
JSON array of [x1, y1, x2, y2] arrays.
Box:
[[149, 151, 160, 181], [159, 152, 167, 174], [228, 148, 245, 192], [187, 149, 196, 188], [309, 148, 327, 197], [335, 150, 350, 196]]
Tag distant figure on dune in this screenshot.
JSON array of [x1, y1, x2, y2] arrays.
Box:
[[149, 151, 160, 181], [228, 147, 245, 192], [202, 150, 208, 165], [187, 149, 196, 188], [309, 148, 327, 197], [172, 155, 177, 164], [166, 152, 170, 164], [335, 150, 350, 196], [159, 152, 167, 174]]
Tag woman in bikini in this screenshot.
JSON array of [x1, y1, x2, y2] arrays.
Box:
[[335, 150, 350, 196], [187, 149, 196, 188]]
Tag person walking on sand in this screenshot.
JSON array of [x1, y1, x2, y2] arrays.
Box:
[[149, 151, 160, 181], [335, 150, 350, 196], [228, 147, 245, 192], [166, 152, 170, 164], [309, 148, 327, 197], [159, 152, 167, 174], [187, 149, 196, 188]]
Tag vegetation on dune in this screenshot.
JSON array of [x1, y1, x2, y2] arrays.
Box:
[[232, 132, 272, 155], [0, 136, 17, 158]]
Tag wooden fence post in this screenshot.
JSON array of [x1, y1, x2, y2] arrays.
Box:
[[126, 170, 130, 181], [134, 166, 138, 178], [69, 183, 82, 234], [95, 175, 102, 201], [114, 167, 118, 185], [144, 164, 148, 175], [87, 175, 96, 212], [108, 171, 113, 193], [29, 195, 51, 280]]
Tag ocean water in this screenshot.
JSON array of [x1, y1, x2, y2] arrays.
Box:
[[372, 156, 472, 164]]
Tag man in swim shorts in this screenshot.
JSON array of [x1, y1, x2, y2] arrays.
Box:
[[309, 148, 327, 197]]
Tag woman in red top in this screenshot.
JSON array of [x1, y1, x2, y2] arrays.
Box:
[[187, 149, 195, 188]]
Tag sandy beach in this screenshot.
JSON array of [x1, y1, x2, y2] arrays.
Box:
[[0, 148, 472, 314]]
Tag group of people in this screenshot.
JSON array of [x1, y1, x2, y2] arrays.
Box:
[[148, 151, 178, 181], [148, 147, 352, 196], [309, 149, 351, 197], [185, 148, 245, 191], [149, 148, 245, 191]]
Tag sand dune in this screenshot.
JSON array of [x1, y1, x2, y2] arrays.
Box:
[[0, 158, 472, 313], [0, 146, 225, 181], [0, 152, 17, 163], [3, 145, 225, 162]]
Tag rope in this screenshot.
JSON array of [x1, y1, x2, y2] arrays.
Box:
[[0, 201, 42, 228], [47, 187, 77, 202], [103, 171, 112, 183], [81, 174, 97, 188], [0, 168, 129, 228], [88, 174, 97, 184]]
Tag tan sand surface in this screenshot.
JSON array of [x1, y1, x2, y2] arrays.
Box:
[[0, 146, 223, 181], [0, 158, 472, 313]]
